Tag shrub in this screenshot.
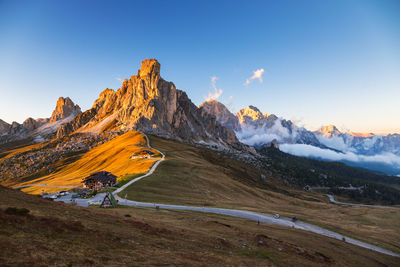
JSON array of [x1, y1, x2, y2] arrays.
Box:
[[4, 207, 30, 216]]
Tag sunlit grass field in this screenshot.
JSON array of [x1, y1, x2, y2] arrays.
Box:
[[12, 131, 158, 194]]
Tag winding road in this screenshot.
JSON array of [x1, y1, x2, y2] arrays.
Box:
[[56, 132, 400, 258], [327, 194, 395, 208]]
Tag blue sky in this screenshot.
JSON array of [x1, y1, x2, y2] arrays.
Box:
[[0, 0, 399, 133]]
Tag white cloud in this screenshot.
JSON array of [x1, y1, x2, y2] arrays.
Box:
[[236, 119, 299, 146], [205, 76, 223, 101], [279, 143, 400, 171], [245, 68, 265, 86], [316, 135, 355, 152]]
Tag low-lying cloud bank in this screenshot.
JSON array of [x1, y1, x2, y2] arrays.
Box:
[[235, 119, 299, 146], [280, 143, 400, 175], [234, 118, 400, 175]]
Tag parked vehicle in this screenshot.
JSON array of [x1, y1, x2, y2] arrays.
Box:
[[42, 194, 58, 199], [58, 191, 69, 196]]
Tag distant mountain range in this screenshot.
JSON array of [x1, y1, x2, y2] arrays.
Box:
[[200, 100, 400, 176], [1, 58, 399, 175], [314, 125, 400, 156]]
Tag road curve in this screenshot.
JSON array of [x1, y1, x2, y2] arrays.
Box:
[[113, 196, 400, 257], [113, 133, 165, 195], [327, 194, 394, 209]]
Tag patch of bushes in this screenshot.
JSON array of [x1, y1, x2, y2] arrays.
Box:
[[4, 207, 30, 216]]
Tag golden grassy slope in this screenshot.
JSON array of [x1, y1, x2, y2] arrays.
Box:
[[16, 131, 158, 194]]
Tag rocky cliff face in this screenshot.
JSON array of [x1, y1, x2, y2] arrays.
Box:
[[0, 119, 11, 134], [57, 59, 241, 148], [0, 97, 81, 144], [199, 100, 240, 131], [49, 97, 81, 123]]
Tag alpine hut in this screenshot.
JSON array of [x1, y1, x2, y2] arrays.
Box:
[[82, 171, 117, 190]]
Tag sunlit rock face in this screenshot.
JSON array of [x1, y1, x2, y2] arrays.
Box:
[[315, 125, 342, 138], [237, 106, 264, 124], [237, 106, 278, 129], [49, 97, 81, 123], [199, 100, 240, 131], [57, 59, 241, 148]]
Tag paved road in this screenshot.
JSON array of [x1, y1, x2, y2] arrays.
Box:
[[327, 194, 394, 208], [55, 192, 106, 207], [113, 196, 400, 257], [113, 133, 165, 195], [54, 132, 400, 258]]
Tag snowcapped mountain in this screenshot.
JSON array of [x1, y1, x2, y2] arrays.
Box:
[[199, 101, 322, 147], [314, 126, 400, 157], [199, 100, 400, 175]]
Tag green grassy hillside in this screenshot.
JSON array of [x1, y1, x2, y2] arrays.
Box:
[[120, 135, 400, 255]]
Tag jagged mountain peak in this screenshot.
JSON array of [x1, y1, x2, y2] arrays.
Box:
[[139, 58, 161, 78], [49, 97, 81, 123], [237, 105, 265, 124], [316, 125, 342, 137], [57, 59, 241, 149]]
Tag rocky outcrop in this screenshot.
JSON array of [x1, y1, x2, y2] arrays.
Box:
[[49, 97, 81, 123], [0, 119, 11, 135], [56, 108, 101, 138], [199, 100, 240, 131], [0, 97, 80, 144], [57, 59, 241, 148], [22, 118, 49, 131]]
